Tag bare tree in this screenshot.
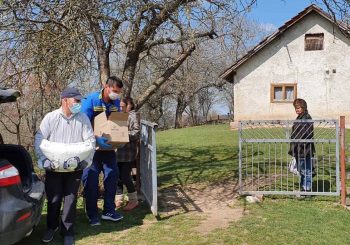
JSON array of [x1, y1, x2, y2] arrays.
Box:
[[0, 0, 257, 107], [198, 88, 217, 122], [216, 16, 273, 120], [184, 87, 217, 126], [316, 0, 350, 25], [0, 0, 260, 143], [135, 14, 266, 128]]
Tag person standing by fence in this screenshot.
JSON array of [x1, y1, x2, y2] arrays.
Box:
[[288, 98, 315, 192], [115, 97, 140, 211]]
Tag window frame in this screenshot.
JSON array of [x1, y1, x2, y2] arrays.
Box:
[[304, 33, 324, 51], [270, 83, 297, 103]]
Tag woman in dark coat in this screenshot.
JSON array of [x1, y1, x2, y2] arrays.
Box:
[[288, 98, 315, 191]]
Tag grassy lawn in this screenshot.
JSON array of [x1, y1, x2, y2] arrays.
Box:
[[157, 124, 239, 187], [19, 124, 350, 244]]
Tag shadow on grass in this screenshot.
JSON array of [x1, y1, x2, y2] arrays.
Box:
[[156, 145, 241, 220], [158, 173, 241, 221], [17, 200, 151, 245], [157, 145, 240, 187]]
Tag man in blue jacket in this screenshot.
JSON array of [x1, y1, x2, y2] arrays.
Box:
[[81, 76, 124, 226]]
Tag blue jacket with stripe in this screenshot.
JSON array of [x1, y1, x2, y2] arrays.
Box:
[[81, 90, 120, 127]]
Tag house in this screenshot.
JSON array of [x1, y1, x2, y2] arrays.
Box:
[[220, 4, 350, 124]]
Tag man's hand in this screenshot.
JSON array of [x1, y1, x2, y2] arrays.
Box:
[[75, 160, 89, 171], [43, 158, 55, 171], [96, 136, 112, 149]]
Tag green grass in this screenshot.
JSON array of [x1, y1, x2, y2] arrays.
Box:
[[19, 124, 350, 244], [211, 198, 350, 244], [157, 125, 239, 187]]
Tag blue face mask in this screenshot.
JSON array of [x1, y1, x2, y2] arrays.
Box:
[[69, 103, 81, 114]]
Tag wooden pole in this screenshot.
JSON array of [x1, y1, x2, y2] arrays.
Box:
[[340, 116, 346, 206]]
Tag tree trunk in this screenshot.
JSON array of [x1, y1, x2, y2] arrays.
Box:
[[121, 0, 199, 96], [190, 108, 199, 126], [122, 48, 141, 96], [175, 111, 183, 129], [98, 49, 110, 86], [89, 18, 111, 86], [175, 92, 187, 129]]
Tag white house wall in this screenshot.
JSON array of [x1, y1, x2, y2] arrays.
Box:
[[234, 12, 350, 123]]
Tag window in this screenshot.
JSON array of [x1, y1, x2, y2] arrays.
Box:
[[270, 84, 297, 103], [305, 33, 324, 51]]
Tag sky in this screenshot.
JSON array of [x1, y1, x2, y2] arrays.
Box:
[[213, 0, 327, 115], [247, 0, 319, 29]]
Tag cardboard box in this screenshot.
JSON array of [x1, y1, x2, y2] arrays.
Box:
[[94, 112, 129, 149]]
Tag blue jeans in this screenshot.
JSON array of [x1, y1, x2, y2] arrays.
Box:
[[82, 151, 118, 219], [298, 157, 312, 191]]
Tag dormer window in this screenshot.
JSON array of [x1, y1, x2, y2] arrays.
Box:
[[305, 33, 324, 51]]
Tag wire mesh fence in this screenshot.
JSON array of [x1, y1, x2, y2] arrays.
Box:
[[239, 120, 339, 196]]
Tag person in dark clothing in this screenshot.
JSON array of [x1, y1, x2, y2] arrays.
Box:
[[288, 98, 315, 191], [81, 76, 124, 226]]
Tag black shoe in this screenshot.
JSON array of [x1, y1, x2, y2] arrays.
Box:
[[41, 227, 58, 243], [63, 235, 75, 245]]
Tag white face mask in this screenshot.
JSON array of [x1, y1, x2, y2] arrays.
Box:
[[109, 91, 120, 100]]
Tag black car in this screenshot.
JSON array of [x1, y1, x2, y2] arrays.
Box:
[[0, 88, 45, 245]]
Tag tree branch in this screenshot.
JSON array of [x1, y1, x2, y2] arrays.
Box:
[[0, 65, 39, 84], [136, 0, 196, 49], [143, 29, 217, 51], [106, 19, 124, 53], [0, 112, 18, 133], [136, 43, 196, 109]]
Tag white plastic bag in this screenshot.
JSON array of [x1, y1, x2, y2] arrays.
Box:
[[288, 157, 299, 176], [39, 139, 94, 172]]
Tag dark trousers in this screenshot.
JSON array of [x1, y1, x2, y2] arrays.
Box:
[[82, 151, 118, 219], [116, 161, 136, 195], [45, 170, 82, 236]]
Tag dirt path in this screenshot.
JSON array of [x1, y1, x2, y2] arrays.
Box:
[[159, 180, 246, 234]]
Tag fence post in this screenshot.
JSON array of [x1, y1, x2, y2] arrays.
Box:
[[340, 116, 346, 206]]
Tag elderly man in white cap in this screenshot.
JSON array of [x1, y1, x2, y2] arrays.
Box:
[[35, 87, 95, 245]]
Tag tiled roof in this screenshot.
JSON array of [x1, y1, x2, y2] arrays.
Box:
[[220, 4, 350, 83]]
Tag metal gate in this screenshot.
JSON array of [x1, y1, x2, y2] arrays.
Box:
[[140, 120, 158, 215], [239, 120, 339, 196]]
